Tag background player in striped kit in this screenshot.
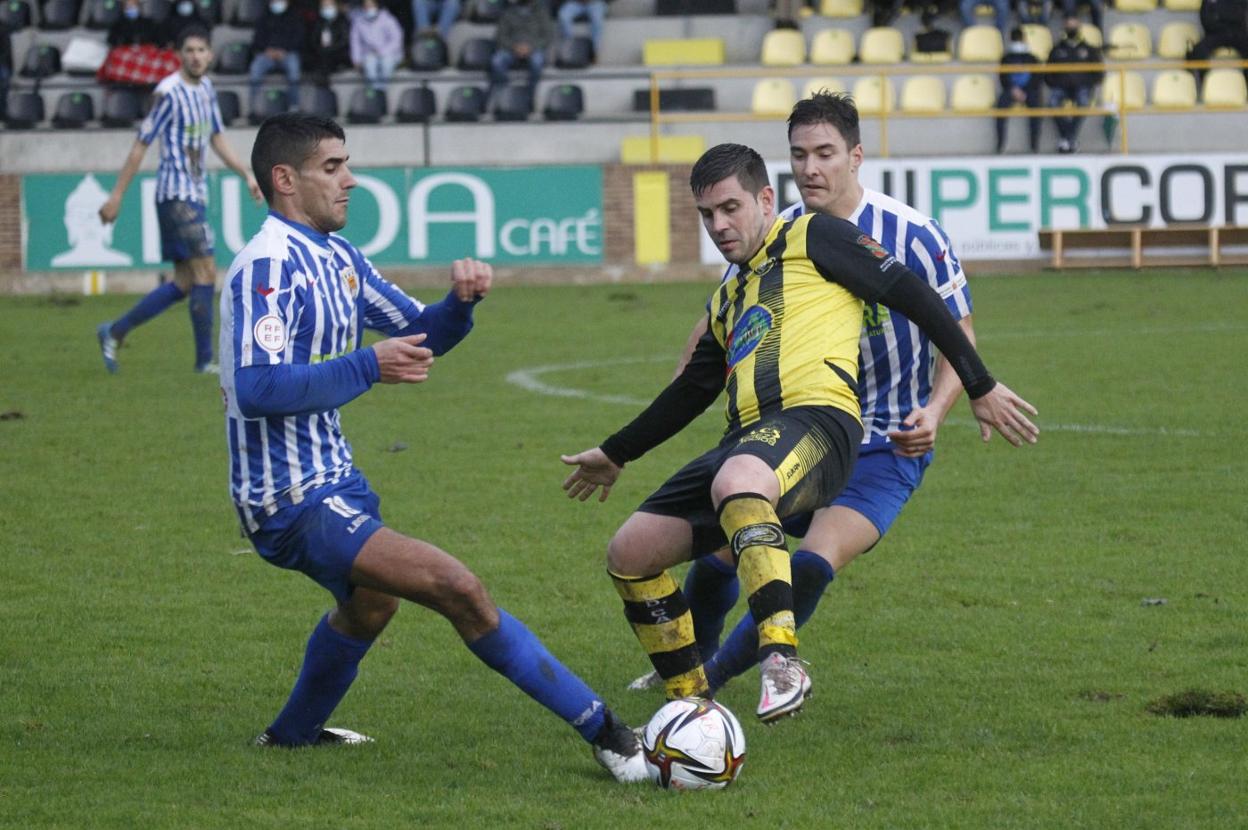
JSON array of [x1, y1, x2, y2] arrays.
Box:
[[97, 25, 261, 375], [221, 113, 645, 782]]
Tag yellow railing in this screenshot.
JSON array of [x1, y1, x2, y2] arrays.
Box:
[[645, 59, 1248, 160]]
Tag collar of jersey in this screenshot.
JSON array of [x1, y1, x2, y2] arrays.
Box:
[[269, 210, 332, 249]]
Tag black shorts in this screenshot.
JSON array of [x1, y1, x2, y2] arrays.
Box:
[[637, 406, 863, 557]]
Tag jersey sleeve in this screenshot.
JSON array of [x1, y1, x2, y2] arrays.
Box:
[[907, 219, 972, 319], [357, 249, 426, 335], [804, 212, 911, 303], [136, 91, 173, 145], [227, 254, 298, 369]]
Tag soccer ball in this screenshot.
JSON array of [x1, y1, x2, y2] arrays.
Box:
[[641, 698, 746, 790]]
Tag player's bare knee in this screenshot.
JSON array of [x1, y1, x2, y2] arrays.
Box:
[[436, 567, 496, 628], [606, 533, 642, 576]]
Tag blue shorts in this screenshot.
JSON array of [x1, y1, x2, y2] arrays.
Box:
[[781, 444, 931, 541], [247, 473, 386, 603], [156, 199, 214, 263]]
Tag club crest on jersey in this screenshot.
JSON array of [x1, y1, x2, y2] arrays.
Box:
[[751, 257, 777, 277], [725, 305, 772, 368], [856, 234, 889, 260], [341, 266, 358, 295]]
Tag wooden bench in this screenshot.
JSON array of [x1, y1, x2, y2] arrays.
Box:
[[1037, 225, 1248, 269]]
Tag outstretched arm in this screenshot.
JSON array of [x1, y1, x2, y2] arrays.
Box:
[[889, 314, 976, 457], [99, 139, 150, 224]]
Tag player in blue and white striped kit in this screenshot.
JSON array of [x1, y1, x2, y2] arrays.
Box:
[[97, 25, 261, 375], [225, 112, 645, 782]]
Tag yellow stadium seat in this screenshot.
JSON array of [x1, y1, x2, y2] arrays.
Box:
[[1114, 0, 1156, 10], [752, 79, 798, 114], [1021, 23, 1052, 61], [950, 73, 996, 111], [859, 26, 905, 64], [958, 24, 1003, 62], [819, 0, 863, 16], [1202, 68, 1248, 107], [810, 28, 855, 65], [1163, 0, 1200, 9], [1107, 23, 1151, 60], [761, 29, 807, 66], [1080, 23, 1103, 48], [1101, 70, 1146, 109], [900, 76, 947, 112], [1152, 70, 1197, 108], [643, 38, 725, 66], [1212, 46, 1243, 58], [802, 77, 848, 98], [620, 135, 706, 164], [852, 76, 896, 113], [1156, 22, 1200, 59]]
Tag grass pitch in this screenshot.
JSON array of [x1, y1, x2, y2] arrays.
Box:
[[1, 269, 1245, 829]]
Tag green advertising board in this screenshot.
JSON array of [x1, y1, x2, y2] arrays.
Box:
[[22, 165, 604, 271]]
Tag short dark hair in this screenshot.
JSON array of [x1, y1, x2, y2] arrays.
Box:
[[689, 143, 769, 198], [787, 91, 861, 148], [251, 112, 346, 204], [175, 23, 211, 49]]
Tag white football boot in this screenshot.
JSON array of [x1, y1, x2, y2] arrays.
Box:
[[626, 670, 663, 692], [591, 710, 649, 783], [255, 727, 374, 747], [756, 653, 812, 723]]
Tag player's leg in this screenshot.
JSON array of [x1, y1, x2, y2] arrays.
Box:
[[184, 254, 218, 372]]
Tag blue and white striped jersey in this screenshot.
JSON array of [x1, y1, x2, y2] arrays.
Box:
[[219, 212, 426, 533], [137, 71, 224, 204], [719, 187, 972, 447]]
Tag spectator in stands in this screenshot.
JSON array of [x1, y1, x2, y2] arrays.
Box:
[[913, 7, 951, 57], [489, 0, 555, 98], [0, 22, 10, 123], [161, 0, 212, 49], [1045, 15, 1102, 153], [1187, 0, 1248, 83], [555, 0, 608, 59], [249, 0, 306, 107], [869, 0, 903, 26], [1015, 0, 1051, 25], [109, 0, 162, 47], [351, 0, 404, 91], [995, 26, 1043, 153], [1060, 0, 1102, 32], [959, 0, 1008, 34], [307, 0, 352, 86], [413, 0, 461, 42], [771, 0, 800, 29]]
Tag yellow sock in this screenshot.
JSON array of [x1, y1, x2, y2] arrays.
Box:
[[718, 493, 797, 657], [610, 569, 709, 698]]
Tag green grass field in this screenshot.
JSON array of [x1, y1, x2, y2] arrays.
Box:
[[2, 270, 1246, 829]]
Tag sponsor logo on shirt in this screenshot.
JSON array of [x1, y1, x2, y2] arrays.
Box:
[[726, 305, 773, 369]]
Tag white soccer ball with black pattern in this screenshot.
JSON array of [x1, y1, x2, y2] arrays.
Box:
[[641, 698, 746, 790]]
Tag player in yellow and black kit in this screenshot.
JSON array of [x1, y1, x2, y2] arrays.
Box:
[[561, 144, 1037, 723]]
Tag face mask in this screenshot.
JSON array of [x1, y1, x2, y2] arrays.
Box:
[[270, 1, 287, 13], [364, 7, 379, 17], [123, 5, 140, 16], [176, 1, 193, 15], [1009, 41, 1029, 53], [320, 5, 337, 18]]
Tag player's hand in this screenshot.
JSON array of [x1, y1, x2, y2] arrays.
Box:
[[451, 257, 492, 302], [372, 333, 434, 384], [246, 174, 263, 204], [99, 196, 121, 225], [560, 447, 621, 503], [969, 382, 1039, 447], [888, 405, 940, 458]]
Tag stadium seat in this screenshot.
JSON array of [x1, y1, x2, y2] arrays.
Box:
[[643, 38, 725, 66], [859, 27, 904, 64], [492, 83, 533, 121], [1157, 22, 1200, 59], [0, 0, 32, 31], [5, 90, 44, 128], [1202, 68, 1248, 107], [1114, 0, 1156, 10], [802, 77, 846, 98], [395, 86, 437, 122], [467, 0, 503, 23], [216, 88, 240, 124], [39, 0, 79, 30], [818, 0, 862, 16], [619, 134, 705, 164], [555, 35, 594, 69], [193, 0, 219, 24], [957, 25, 1003, 63], [1100, 69, 1146, 109], [20, 43, 61, 78], [101, 86, 142, 125], [1021, 23, 1052, 61], [542, 83, 584, 120], [299, 85, 338, 118], [85, 0, 121, 29], [410, 34, 448, 71], [1151, 70, 1197, 108], [141, 0, 169, 24], [809, 28, 854, 65], [1212, 45, 1243, 58], [444, 85, 487, 121], [851, 75, 895, 113], [457, 38, 495, 71], [1163, 0, 1200, 9], [1107, 23, 1151, 60], [215, 41, 250, 75], [760, 29, 806, 66], [751, 78, 797, 114], [52, 91, 94, 127], [230, 0, 262, 26], [249, 88, 288, 124], [950, 73, 996, 110], [347, 87, 387, 124], [1080, 23, 1103, 48], [900, 75, 946, 112]]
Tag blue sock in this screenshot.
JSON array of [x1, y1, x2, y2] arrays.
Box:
[[188, 284, 215, 367], [468, 609, 606, 743], [684, 555, 740, 660], [268, 614, 373, 745], [111, 281, 186, 340], [705, 550, 834, 692]]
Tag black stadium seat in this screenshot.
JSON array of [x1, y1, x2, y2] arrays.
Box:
[[457, 38, 494, 71], [299, 84, 338, 118], [395, 86, 436, 122], [0, 0, 33, 31], [52, 91, 95, 127], [216, 88, 241, 124], [38, 0, 79, 29], [444, 84, 485, 122], [409, 34, 447, 71], [249, 88, 288, 124], [193, 0, 219, 24], [230, 0, 262, 26], [84, 0, 120, 29], [555, 36, 593, 69], [543, 83, 583, 121], [20, 43, 62, 78], [5, 90, 45, 128], [491, 82, 532, 121], [215, 41, 250, 75], [101, 87, 142, 126], [346, 87, 386, 124]]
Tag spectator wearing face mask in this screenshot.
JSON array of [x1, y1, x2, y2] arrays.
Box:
[[1045, 16, 1102, 153], [109, 0, 162, 47], [306, 0, 352, 86], [351, 0, 404, 91], [249, 0, 306, 107], [995, 26, 1044, 153], [160, 0, 211, 49]]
